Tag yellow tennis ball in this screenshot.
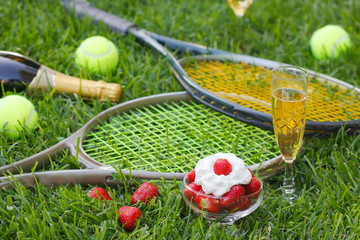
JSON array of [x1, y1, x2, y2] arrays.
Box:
[[310, 25, 352, 60], [0, 95, 38, 139], [75, 36, 119, 74]]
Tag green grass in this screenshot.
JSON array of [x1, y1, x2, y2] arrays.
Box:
[[1, 0, 360, 238]]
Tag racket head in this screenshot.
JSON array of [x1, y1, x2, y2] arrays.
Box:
[[75, 92, 282, 178], [175, 54, 360, 137]]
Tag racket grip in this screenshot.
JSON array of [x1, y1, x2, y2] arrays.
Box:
[[62, 0, 135, 34], [28, 66, 122, 102], [0, 169, 186, 189], [0, 169, 121, 189]]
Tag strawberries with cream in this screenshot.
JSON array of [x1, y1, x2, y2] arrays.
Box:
[[194, 153, 252, 196]]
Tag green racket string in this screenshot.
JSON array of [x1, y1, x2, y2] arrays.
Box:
[[83, 100, 280, 173]]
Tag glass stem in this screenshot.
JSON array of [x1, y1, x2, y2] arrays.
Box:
[[283, 160, 296, 202]]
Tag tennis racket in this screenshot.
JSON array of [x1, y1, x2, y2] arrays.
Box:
[[0, 92, 282, 189], [63, 0, 360, 137]]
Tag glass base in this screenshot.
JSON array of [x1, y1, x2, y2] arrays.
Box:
[[282, 184, 297, 204]]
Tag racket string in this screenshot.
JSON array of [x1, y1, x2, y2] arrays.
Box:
[[83, 100, 280, 172], [184, 60, 360, 122]]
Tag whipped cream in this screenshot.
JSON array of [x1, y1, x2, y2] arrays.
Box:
[[194, 153, 252, 196]]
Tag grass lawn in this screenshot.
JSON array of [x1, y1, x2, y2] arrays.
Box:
[[1, 0, 360, 238]]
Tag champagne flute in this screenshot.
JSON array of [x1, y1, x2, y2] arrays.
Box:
[[271, 66, 308, 203], [227, 0, 253, 17]]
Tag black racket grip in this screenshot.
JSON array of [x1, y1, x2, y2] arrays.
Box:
[[62, 0, 136, 34]]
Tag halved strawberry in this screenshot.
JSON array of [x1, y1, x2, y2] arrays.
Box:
[[184, 182, 202, 200], [196, 195, 222, 214], [226, 197, 252, 212], [194, 189, 206, 204], [118, 206, 141, 232], [244, 177, 261, 199], [219, 184, 245, 208], [88, 187, 113, 201], [131, 182, 159, 205], [188, 169, 196, 184], [213, 158, 232, 176]]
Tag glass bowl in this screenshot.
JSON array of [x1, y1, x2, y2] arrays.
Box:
[[181, 174, 263, 225]]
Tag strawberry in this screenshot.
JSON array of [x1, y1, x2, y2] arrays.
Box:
[[197, 196, 222, 214], [194, 189, 206, 204], [226, 197, 252, 212], [131, 182, 159, 205], [244, 177, 261, 199], [117, 206, 141, 232], [219, 184, 245, 208], [195, 190, 221, 213], [213, 158, 232, 176], [88, 187, 113, 201], [188, 169, 196, 184], [184, 182, 202, 200]]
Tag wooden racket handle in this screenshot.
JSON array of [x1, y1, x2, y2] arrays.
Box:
[[28, 65, 122, 102]]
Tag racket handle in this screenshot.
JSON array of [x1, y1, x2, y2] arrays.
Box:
[[0, 169, 120, 189], [62, 0, 135, 34], [28, 66, 122, 102], [0, 169, 186, 189]]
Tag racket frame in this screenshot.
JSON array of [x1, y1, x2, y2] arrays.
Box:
[[176, 54, 360, 136], [0, 92, 284, 189]]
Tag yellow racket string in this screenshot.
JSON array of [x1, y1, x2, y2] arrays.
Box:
[[184, 61, 360, 122], [83, 100, 279, 172]]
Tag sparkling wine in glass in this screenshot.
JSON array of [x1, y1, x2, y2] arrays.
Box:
[[271, 66, 308, 203], [227, 0, 253, 17]]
